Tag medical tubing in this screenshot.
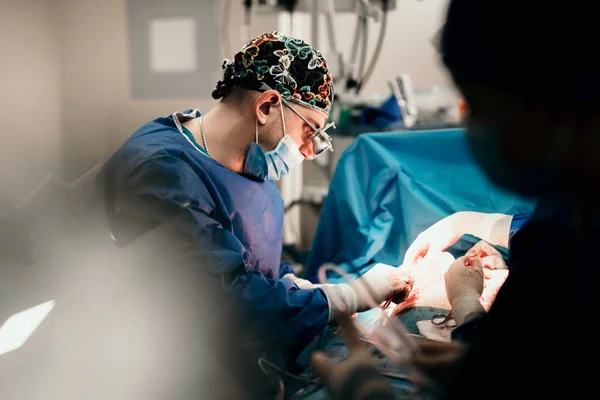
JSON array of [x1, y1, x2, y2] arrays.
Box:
[[346, 12, 363, 88], [221, 0, 232, 59], [258, 357, 322, 400], [356, 0, 389, 93], [324, 0, 343, 78], [242, 0, 252, 44], [356, 14, 369, 94]]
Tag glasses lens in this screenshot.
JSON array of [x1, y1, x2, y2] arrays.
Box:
[[312, 135, 332, 155], [311, 122, 335, 156]]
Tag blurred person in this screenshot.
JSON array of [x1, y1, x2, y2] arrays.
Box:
[[311, 1, 600, 398], [97, 31, 410, 397], [0, 207, 245, 400]]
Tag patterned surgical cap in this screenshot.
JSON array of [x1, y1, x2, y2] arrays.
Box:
[[212, 31, 335, 117]]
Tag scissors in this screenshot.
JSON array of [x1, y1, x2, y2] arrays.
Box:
[[431, 312, 457, 328]]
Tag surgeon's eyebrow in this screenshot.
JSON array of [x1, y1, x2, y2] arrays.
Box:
[[306, 117, 321, 130]]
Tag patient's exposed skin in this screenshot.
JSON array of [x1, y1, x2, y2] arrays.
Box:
[[389, 248, 509, 317]]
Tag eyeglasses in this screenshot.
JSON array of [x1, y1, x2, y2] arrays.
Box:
[[281, 98, 336, 158], [258, 82, 336, 158]]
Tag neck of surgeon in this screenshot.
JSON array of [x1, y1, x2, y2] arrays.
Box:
[[183, 91, 256, 173]]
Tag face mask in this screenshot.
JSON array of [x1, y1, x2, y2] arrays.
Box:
[[242, 104, 305, 181], [467, 117, 561, 198]]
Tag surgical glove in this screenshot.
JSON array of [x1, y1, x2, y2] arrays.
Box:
[[465, 239, 508, 270], [403, 211, 513, 265], [282, 273, 316, 290], [444, 256, 485, 325], [319, 263, 412, 323], [283, 274, 357, 321], [353, 263, 412, 311]]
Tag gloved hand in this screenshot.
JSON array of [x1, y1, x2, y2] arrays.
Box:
[[319, 263, 412, 322], [353, 263, 413, 311], [444, 256, 485, 325], [465, 239, 508, 270], [311, 313, 397, 400], [403, 211, 513, 265], [282, 273, 316, 290]]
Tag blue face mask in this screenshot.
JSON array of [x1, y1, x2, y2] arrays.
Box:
[[467, 117, 562, 198], [242, 105, 305, 181]]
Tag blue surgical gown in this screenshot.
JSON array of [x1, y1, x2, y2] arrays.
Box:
[[97, 111, 330, 383]]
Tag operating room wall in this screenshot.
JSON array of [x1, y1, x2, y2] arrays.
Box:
[[56, 0, 278, 181], [320, 0, 452, 95], [0, 0, 62, 206], [298, 0, 453, 249]]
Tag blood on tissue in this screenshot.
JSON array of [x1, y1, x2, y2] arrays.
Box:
[[387, 270, 412, 288], [387, 274, 403, 288]]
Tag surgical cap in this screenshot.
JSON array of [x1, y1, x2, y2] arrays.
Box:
[[441, 1, 600, 107], [212, 31, 334, 117]]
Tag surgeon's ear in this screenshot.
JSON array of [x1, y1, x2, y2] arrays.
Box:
[[256, 90, 281, 125]]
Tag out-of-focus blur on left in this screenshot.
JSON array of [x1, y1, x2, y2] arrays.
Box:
[[0, 0, 456, 398], [0, 1, 249, 398]]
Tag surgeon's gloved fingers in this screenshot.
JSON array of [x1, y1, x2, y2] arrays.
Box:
[[356, 263, 413, 309], [444, 256, 485, 307], [388, 268, 413, 290], [463, 256, 484, 276], [466, 239, 502, 258], [481, 254, 508, 270], [477, 239, 500, 254]]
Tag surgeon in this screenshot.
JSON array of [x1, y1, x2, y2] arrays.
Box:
[[98, 31, 410, 397], [311, 1, 600, 398]]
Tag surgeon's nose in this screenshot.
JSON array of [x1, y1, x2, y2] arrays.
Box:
[[300, 140, 316, 160]]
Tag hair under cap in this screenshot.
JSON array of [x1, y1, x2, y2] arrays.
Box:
[[212, 31, 334, 117]]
